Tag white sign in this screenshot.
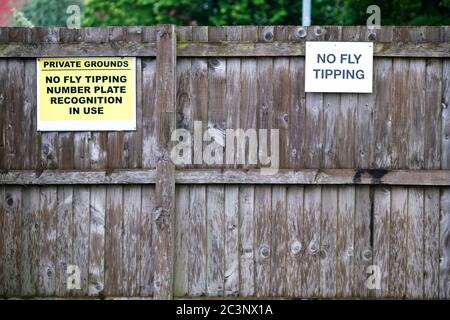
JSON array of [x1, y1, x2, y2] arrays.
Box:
[[305, 41, 373, 93]]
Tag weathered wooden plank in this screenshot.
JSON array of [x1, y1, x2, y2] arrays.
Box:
[[336, 186, 355, 297], [206, 27, 226, 168], [22, 59, 39, 169], [270, 186, 286, 296], [88, 186, 106, 296], [174, 185, 190, 297], [188, 185, 207, 296], [139, 185, 155, 297], [175, 27, 193, 169], [239, 26, 258, 169], [206, 185, 225, 296], [56, 186, 73, 296], [3, 187, 22, 296], [373, 58, 393, 168], [191, 27, 209, 169], [388, 187, 408, 298], [122, 185, 141, 296], [288, 27, 306, 169], [407, 62, 426, 169], [141, 57, 158, 169], [224, 185, 239, 296], [104, 186, 123, 296], [273, 26, 290, 169], [1, 27, 449, 57], [225, 26, 242, 135], [72, 186, 90, 296], [319, 186, 337, 298], [256, 28, 274, 173], [153, 24, 177, 300], [254, 186, 271, 297], [39, 186, 57, 296], [373, 187, 390, 297], [353, 186, 372, 298], [3, 169, 450, 185], [440, 188, 450, 299], [286, 186, 303, 297], [303, 28, 324, 169], [5, 59, 24, 170], [0, 59, 7, 170], [406, 187, 424, 298], [302, 186, 321, 298], [424, 59, 442, 169], [423, 187, 440, 299], [0, 186, 4, 295], [442, 58, 450, 169], [239, 185, 255, 296], [20, 186, 40, 296], [0, 42, 156, 57]]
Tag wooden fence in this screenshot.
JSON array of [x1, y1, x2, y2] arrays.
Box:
[[0, 25, 449, 299]]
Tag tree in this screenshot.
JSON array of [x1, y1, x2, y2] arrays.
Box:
[[21, 0, 83, 27]]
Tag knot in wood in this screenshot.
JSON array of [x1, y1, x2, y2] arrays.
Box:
[[264, 31, 273, 42], [157, 29, 172, 39], [153, 207, 170, 226], [209, 58, 220, 68], [308, 240, 318, 255], [314, 26, 326, 37], [297, 27, 307, 39], [290, 240, 302, 256], [367, 31, 377, 41], [362, 248, 372, 261], [6, 194, 13, 206], [259, 245, 270, 258]]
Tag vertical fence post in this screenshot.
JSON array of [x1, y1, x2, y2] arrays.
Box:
[[153, 24, 177, 299]]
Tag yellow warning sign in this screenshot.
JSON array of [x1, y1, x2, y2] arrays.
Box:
[[37, 57, 136, 131]]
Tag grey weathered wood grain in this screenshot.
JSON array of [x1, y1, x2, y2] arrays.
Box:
[[122, 185, 141, 296], [270, 186, 286, 296], [153, 24, 176, 300], [373, 187, 390, 297], [104, 186, 123, 296], [21, 186, 40, 296], [272, 26, 290, 168], [320, 186, 337, 298], [56, 186, 73, 296], [139, 185, 155, 296], [88, 186, 106, 296], [353, 186, 372, 298], [254, 186, 271, 297], [188, 185, 207, 296], [39, 186, 57, 296], [3, 169, 450, 185], [206, 185, 225, 296], [406, 187, 424, 298], [336, 186, 355, 297], [286, 186, 303, 297], [0, 187, 5, 295], [224, 185, 239, 296], [174, 185, 190, 297], [3, 187, 22, 296], [423, 187, 440, 298], [388, 187, 408, 298], [302, 186, 321, 298], [440, 188, 450, 299], [72, 186, 90, 296], [239, 186, 255, 296]]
